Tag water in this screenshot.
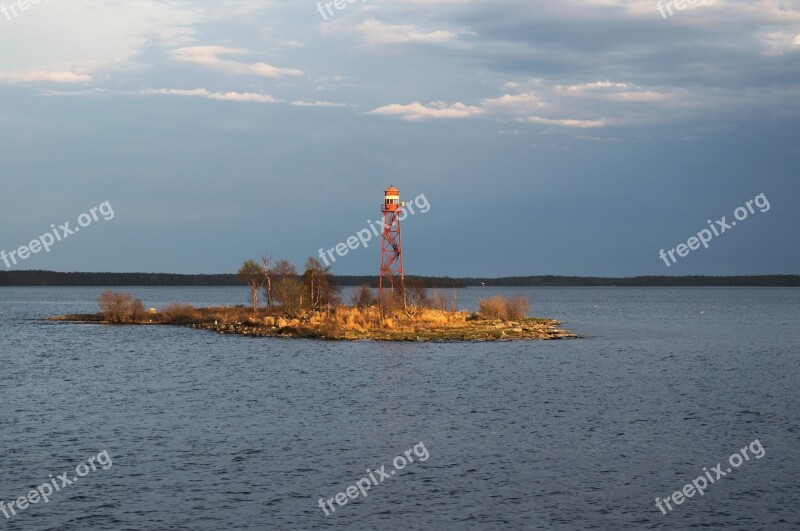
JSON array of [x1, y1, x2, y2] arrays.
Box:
[[1, 287, 798, 530]]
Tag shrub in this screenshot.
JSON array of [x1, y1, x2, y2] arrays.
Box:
[[506, 295, 530, 320], [129, 298, 147, 322], [478, 295, 507, 320], [477, 294, 531, 320], [97, 290, 146, 324], [405, 279, 429, 308], [161, 302, 198, 323]]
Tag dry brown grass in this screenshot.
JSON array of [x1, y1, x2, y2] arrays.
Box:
[[324, 307, 376, 332], [81, 292, 568, 340], [313, 306, 471, 337]]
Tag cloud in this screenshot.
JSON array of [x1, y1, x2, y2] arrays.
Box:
[[142, 88, 276, 103], [481, 77, 702, 127], [322, 18, 461, 45], [482, 91, 548, 110], [291, 100, 350, 107], [0, 71, 92, 84], [169, 46, 302, 78], [368, 82, 608, 126], [559, 81, 632, 92], [520, 116, 607, 128], [555, 81, 671, 103], [355, 19, 456, 44], [143, 90, 355, 108], [367, 101, 485, 121]]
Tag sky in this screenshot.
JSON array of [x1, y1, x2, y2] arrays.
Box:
[[0, 0, 798, 277]]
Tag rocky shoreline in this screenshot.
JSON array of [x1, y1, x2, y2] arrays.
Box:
[[49, 311, 577, 342]]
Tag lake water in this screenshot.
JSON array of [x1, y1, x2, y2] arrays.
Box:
[[1, 287, 798, 530]]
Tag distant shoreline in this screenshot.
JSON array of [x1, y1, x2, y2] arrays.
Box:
[[2, 271, 799, 287]]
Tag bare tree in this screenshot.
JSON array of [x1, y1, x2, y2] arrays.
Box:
[[430, 289, 460, 312], [352, 284, 376, 309], [237, 259, 263, 311], [261, 253, 273, 309], [404, 278, 429, 316]]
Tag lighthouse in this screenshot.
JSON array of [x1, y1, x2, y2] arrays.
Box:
[[379, 185, 405, 303]]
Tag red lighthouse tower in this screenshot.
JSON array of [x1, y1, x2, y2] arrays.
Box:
[[379, 185, 405, 302]]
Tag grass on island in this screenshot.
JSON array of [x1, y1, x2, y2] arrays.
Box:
[[49, 290, 576, 341]]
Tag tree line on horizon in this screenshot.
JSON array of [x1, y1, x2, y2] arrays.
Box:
[[1, 271, 798, 287]]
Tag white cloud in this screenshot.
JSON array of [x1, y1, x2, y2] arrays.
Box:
[[556, 81, 671, 103], [142, 88, 276, 103], [169, 46, 302, 78], [0, 0, 202, 71], [368, 101, 485, 121], [559, 81, 632, 92], [323, 18, 459, 45], [520, 116, 607, 128], [291, 100, 349, 107], [482, 92, 547, 110], [0, 70, 92, 84]]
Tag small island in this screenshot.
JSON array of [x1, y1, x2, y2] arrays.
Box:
[[51, 267, 575, 342], [49, 257, 576, 341], [50, 303, 574, 341]]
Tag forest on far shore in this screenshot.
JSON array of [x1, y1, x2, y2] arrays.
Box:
[[1, 271, 798, 287]]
